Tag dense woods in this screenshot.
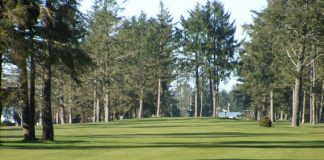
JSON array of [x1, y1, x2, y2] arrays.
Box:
[[0, 0, 323, 142]]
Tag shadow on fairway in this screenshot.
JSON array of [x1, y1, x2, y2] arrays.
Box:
[[68, 131, 294, 139], [0, 140, 87, 144], [2, 140, 324, 150]]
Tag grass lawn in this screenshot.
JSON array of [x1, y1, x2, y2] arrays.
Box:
[[1, 118, 324, 160]]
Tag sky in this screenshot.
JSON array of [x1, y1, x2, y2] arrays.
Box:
[[80, 0, 268, 92]]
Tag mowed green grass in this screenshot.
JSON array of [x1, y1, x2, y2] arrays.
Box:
[[1, 118, 324, 160]]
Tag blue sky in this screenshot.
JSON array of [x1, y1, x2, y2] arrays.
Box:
[[80, 0, 268, 91]]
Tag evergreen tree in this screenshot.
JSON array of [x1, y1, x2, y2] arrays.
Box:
[[180, 1, 238, 117], [203, 1, 238, 117], [1, 0, 39, 141], [180, 4, 205, 117], [37, 0, 91, 141], [152, 1, 175, 117], [85, 0, 120, 122]]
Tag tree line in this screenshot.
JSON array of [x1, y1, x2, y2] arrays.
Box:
[[237, 0, 323, 126], [0, 0, 323, 142]]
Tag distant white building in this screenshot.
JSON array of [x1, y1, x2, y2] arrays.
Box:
[[1, 114, 15, 123], [218, 112, 242, 119], [1, 107, 18, 124]]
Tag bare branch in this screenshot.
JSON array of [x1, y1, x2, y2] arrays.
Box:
[[305, 54, 324, 66], [286, 50, 297, 67]]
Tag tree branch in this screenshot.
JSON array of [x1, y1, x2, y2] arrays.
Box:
[[286, 50, 297, 67], [305, 54, 324, 66]]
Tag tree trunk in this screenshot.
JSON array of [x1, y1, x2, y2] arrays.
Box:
[[104, 93, 110, 122], [39, 108, 43, 126], [302, 91, 306, 124], [208, 60, 214, 117], [212, 84, 216, 117], [138, 89, 144, 118], [292, 75, 302, 127], [19, 60, 31, 141], [58, 76, 66, 124], [194, 52, 200, 117], [93, 91, 96, 123], [253, 108, 257, 120], [284, 113, 288, 120], [291, 47, 304, 127], [96, 97, 100, 122], [262, 94, 266, 117], [81, 108, 85, 123], [210, 78, 215, 117], [200, 91, 203, 117], [68, 86, 72, 124], [41, 60, 54, 141], [194, 89, 198, 117], [29, 53, 36, 140], [215, 79, 220, 117], [280, 110, 284, 120], [156, 77, 161, 117], [69, 108, 72, 124], [55, 111, 59, 124], [270, 90, 274, 122], [319, 81, 324, 123], [257, 109, 261, 121], [309, 80, 313, 124], [310, 59, 316, 125], [60, 107, 65, 124]]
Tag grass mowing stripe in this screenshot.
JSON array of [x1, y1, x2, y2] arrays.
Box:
[[1, 118, 324, 160]]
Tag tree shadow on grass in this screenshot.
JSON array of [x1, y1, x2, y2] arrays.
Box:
[[2, 140, 324, 150], [68, 117, 240, 128], [73, 124, 207, 129], [69, 132, 295, 139], [151, 140, 324, 148], [0, 131, 297, 146]]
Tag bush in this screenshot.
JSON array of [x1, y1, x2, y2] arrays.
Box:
[[259, 116, 272, 127]]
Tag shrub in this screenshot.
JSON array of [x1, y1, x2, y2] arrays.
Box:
[[259, 116, 272, 127]]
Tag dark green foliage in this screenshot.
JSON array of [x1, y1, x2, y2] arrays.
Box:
[[179, 1, 239, 117], [259, 116, 272, 127], [0, 0, 92, 141], [0, 0, 40, 141], [237, 0, 323, 126]]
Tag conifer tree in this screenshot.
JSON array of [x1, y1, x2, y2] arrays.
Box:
[[86, 0, 120, 122], [153, 1, 175, 117], [203, 1, 238, 117], [181, 4, 205, 117], [2, 0, 39, 141], [38, 0, 91, 141], [181, 1, 238, 117]]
